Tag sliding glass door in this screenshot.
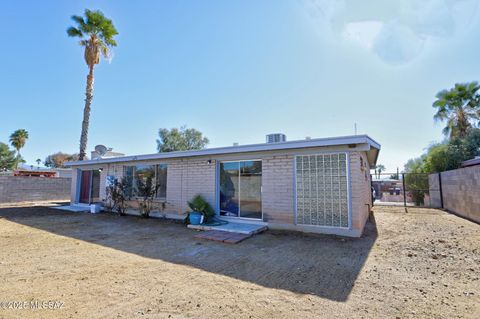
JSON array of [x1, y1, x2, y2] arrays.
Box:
[[79, 170, 101, 204], [239, 161, 262, 219], [219, 160, 262, 219]]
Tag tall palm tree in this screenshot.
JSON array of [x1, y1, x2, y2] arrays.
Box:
[[433, 82, 480, 139], [67, 9, 118, 160], [9, 129, 29, 162]]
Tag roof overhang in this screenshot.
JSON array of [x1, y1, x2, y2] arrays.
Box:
[[65, 134, 381, 168], [461, 157, 480, 168]]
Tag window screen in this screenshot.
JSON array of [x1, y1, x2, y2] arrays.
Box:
[[296, 153, 349, 228]]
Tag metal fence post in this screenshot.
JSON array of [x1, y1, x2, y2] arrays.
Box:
[[402, 173, 407, 210], [438, 172, 444, 209]]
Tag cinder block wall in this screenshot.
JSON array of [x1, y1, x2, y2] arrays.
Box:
[[0, 176, 71, 203], [429, 166, 480, 223], [428, 174, 442, 208]]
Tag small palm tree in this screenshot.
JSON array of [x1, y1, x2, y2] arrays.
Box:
[[433, 82, 480, 139], [67, 9, 118, 160], [375, 164, 385, 179], [9, 129, 29, 167], [36, 158, 42, 168]]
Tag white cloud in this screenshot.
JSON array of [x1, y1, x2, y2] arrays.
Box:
[[373, 21, 426, 65], [301, 0, 480, 65], [342, 21, 383, 50]]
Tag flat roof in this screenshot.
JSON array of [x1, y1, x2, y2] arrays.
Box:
[[461, 157, 480, 167], [66, 134, 380, 167]]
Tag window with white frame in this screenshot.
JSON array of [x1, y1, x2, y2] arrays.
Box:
[[295, 153, 349, 228], [124, 164, 167, 199]]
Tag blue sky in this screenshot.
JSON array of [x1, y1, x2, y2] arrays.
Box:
[[1, 0, 479, 172]]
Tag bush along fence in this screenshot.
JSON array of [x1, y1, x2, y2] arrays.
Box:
[[371, 172, 440, 208]]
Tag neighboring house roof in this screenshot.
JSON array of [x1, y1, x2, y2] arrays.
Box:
[[372, 178, 400, 183], [461, 157, 480, 168], [66, 134, 381, 168], [13, 170, 57, 177]]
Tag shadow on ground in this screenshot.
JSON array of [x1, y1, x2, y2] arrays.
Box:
[[0, 206, 377, 301]]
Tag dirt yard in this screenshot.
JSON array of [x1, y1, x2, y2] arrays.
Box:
[[0, 205, 478, 319]]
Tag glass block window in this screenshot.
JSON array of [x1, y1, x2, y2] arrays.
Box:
[[296, 153, 349, 228]]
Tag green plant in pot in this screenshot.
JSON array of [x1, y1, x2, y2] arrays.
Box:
[[185, 195, 214, 225]]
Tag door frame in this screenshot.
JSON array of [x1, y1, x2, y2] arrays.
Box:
[[216, 159, 263, 221], [76, 169, 101, 205]]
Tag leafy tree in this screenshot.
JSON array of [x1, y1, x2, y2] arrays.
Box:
[[390, 173, 399, 179], [403, 128, 480, 204], [423, 142, 466, 173], [462, 128, 480, 157], [45, 152, 80, 168], [433, 82, 480, 139], [9, 129, 29, 161], [403, 157, 428, 206], [157, 126, 209, 152], [67, 9, 118, 160], [404, 157, 426, 173], [407, 128, 480, 174], [0, 143, 17, 171]]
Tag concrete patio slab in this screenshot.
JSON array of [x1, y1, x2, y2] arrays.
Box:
[[51, 205, 91, 213], [187, 221, 267, 235]]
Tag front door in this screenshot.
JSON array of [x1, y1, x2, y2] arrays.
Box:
[[79, 170, 101, 204], [219, 160, 262, 219]]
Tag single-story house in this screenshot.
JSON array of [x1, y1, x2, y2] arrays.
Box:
[[65, 134, 380, 237]]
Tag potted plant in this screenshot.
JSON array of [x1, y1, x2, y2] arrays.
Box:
[[185, 194, 214, 225]]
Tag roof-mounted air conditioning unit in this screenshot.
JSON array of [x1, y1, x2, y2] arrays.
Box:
[[266, 133, 286, 143]]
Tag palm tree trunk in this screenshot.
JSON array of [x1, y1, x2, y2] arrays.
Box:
[[79, 65, 95, 160], [457, 109, 468, 139], [15, 150, 20, 169]]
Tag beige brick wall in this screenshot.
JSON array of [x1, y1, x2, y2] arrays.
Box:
[[166, 159, 216, 215], [69, 147, 374, 236], [349, 152, 372, 233], [72, 159, 216, 216], [262, 155, 295, 224], [260, 151, 371, 236], [429, 166, 480, 223]]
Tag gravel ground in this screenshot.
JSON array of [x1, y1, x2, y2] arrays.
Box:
[[0, 204, 478, 319]]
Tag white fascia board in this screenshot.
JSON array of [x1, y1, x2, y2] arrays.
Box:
[[66, 134, 381, 167]]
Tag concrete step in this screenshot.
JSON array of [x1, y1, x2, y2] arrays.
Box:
[[194, 230, 253, 244], [187, 222, 267, 235], [51, 205, 91, 213]]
